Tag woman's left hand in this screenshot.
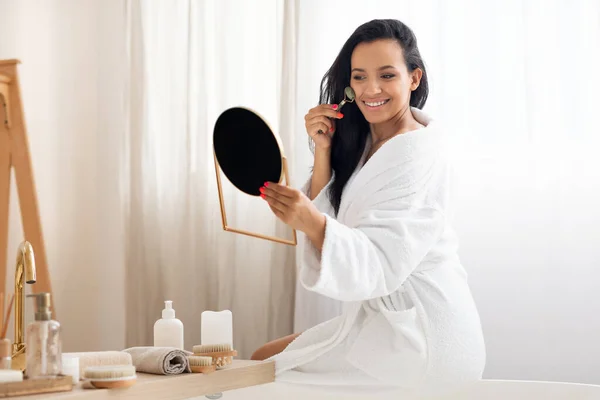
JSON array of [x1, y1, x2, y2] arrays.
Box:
[[260, 182, 326, 237]]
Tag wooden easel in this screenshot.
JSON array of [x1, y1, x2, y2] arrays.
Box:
[[0, 59, 54, 309]]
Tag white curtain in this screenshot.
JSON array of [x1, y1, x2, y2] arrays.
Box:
[[123, 0, 298, 359], [292, 0, 600, 385]]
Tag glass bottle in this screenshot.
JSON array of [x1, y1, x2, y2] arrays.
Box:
[[25, 293, 62, 379]]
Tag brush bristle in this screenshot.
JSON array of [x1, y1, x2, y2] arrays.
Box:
[[192, 343, 232, 354], [84, 365, 136, 381], [188, 356, 212, 366]]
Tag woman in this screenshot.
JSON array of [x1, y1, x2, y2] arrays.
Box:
[[252, 19, 486, 397]]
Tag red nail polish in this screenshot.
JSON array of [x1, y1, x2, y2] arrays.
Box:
[[329, 127, 334, 133], [259, 187, 265, 193], [332, 104, 338, 110], [337, 113, 343, 118], [260, 194, 266, 199], [264, 182, 269, 187]]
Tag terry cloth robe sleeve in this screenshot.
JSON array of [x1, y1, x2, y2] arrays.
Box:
[[298, 173, 336, 274], [301, 187, 445, 302], [300, 173, 335, 216]]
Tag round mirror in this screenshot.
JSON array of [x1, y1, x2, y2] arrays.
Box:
[[213, 107, 283, 196]]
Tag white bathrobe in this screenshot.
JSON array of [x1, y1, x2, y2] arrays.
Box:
[[269, 108, 486, 398]]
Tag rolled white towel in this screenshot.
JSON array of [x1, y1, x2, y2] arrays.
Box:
[[122, 347, 192, 375]]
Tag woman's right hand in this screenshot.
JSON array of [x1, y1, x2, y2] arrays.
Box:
[[304, 104, 344, 149]]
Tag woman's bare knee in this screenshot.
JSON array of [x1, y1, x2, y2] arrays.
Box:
[[250, 341, 284, 361], [250, 346, 269, 361], [251, 333, 301, 361]]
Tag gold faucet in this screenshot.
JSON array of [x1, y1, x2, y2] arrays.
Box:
[[11, 241, 36, 372]]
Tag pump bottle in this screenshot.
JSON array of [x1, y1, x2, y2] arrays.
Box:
[[26, 293, 62, 379], [153, 300, 184, 349]]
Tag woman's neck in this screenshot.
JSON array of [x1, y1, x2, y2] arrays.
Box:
[[369, 105, 423, 144]]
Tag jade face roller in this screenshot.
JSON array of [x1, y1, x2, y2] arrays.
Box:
[[318, 86, 356, 135], [338, 86, 356, 109]]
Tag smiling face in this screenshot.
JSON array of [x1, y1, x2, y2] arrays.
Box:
[[350, 39, 422, 124]]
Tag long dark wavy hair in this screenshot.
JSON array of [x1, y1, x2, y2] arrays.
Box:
[[314, 19, 429, 215]]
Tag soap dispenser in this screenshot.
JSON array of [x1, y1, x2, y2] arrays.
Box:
[[154, 300, 184, 349], [25, 293, 62, 379]]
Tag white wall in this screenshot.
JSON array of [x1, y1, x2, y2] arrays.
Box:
[[0, 0, 126, 352], [293, 0, 600, 386]]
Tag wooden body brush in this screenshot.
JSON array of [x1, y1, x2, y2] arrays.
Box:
[[188, 356, 216, 374], [192, 344, 237, 369], [83, 365, 136, 389]]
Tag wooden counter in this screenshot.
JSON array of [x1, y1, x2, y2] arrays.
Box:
[[11, 360, 275, 399]]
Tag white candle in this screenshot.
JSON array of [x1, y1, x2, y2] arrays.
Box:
[[201, 310, 233, 348]]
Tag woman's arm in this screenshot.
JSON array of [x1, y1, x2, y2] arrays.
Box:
[[260, 178, 445, 302], [301, 200, 445, 302], [309, 147, 331, 201]]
